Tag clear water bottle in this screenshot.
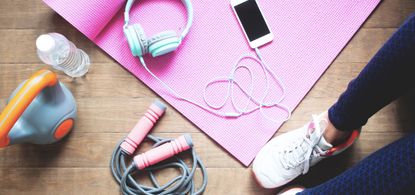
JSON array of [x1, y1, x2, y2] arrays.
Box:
[[36, 33, 90, 77]]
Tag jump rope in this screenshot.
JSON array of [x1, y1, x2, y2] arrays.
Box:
[[110, 101, 207, 195]]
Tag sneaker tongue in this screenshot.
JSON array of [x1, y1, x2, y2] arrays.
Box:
[[308, 115, 333, 151]]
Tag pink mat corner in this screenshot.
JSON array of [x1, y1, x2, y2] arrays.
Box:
[[43, 0, 380, 166]]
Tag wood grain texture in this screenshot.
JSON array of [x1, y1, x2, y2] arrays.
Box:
[[0, 0, 414, 194], [0, 132, 406, 168]]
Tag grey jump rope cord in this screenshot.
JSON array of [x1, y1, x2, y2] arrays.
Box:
[[110, 134, 208, 195]]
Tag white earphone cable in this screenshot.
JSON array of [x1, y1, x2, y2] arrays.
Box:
[[139, 47, 291, 122]]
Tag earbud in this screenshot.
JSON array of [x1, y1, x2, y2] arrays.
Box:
[[133, 134, 193, 170], [120, 100, 166, 155]]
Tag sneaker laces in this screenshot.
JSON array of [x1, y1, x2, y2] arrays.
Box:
[[279, 115, 327, 174]]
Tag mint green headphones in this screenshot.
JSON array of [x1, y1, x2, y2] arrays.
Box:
[[123, 0, 193, 57]]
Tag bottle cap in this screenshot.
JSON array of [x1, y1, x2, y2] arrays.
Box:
[[36, 34, 56, 52]]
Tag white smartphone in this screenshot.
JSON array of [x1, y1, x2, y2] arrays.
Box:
[[231, 0, 274, 48]]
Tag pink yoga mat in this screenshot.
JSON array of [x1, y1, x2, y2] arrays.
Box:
[[43, 0, 380, 166]]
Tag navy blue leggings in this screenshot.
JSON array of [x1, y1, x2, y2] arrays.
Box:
[[299, 133, 415, 195], [298, 14, 415, 194], [328, 14, 415, 132]]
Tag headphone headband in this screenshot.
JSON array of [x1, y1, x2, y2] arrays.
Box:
[[124, 0, 193, 42]]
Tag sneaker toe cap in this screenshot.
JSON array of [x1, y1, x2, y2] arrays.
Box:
[[253, 148, 291, 188], [252, 128, 306, 188], [253, 160, 290, 188]]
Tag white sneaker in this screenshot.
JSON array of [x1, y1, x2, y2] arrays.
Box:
[[253, 113, 360, 189]]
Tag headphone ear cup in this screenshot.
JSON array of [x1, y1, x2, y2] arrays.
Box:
[[124, 24, 148, 56], [133, 24, 149, 55], [148, 31, 180, 57]]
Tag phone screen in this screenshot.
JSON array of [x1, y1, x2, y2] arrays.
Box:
[[234, 0, 270, 41]]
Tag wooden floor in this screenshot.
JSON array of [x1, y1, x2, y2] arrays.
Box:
[[1, 0, 414, 194]]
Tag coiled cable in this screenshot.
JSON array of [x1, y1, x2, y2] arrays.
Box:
[[111, 134, 208, 195], [139, 47, 291, 122]]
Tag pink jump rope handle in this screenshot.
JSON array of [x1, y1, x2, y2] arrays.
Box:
[[120, 101, 166, 155], [134, 134, 193, 170]]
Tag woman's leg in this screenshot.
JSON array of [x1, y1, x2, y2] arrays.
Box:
[[328, 14, 415, 132], [253, 14, 415, 189], [298, 133, 415, 195], [324, 13, 415, 145]]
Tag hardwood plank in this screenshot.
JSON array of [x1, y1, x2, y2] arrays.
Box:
[[335, 28, 396, 63], [0, 60, 364, 105], [0, 129, 411, 194], [0, 60, 400, 102], [402, 0, 415, 19], [0, 63, 155, 99], [0, 132, 408, 168], [0, 29, 111, 64], [1, 93, 411, 135], [0, 96, 201, 134], [363, 0, 405, 28], [0, 168, 275, 195], [0, 132, 241, 168], [0, 0, 59, 30], [1, 92, 413, 135], [0, 168, 117, 195], [1, 62, 362, 99], [0, 62, 364, 99]]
